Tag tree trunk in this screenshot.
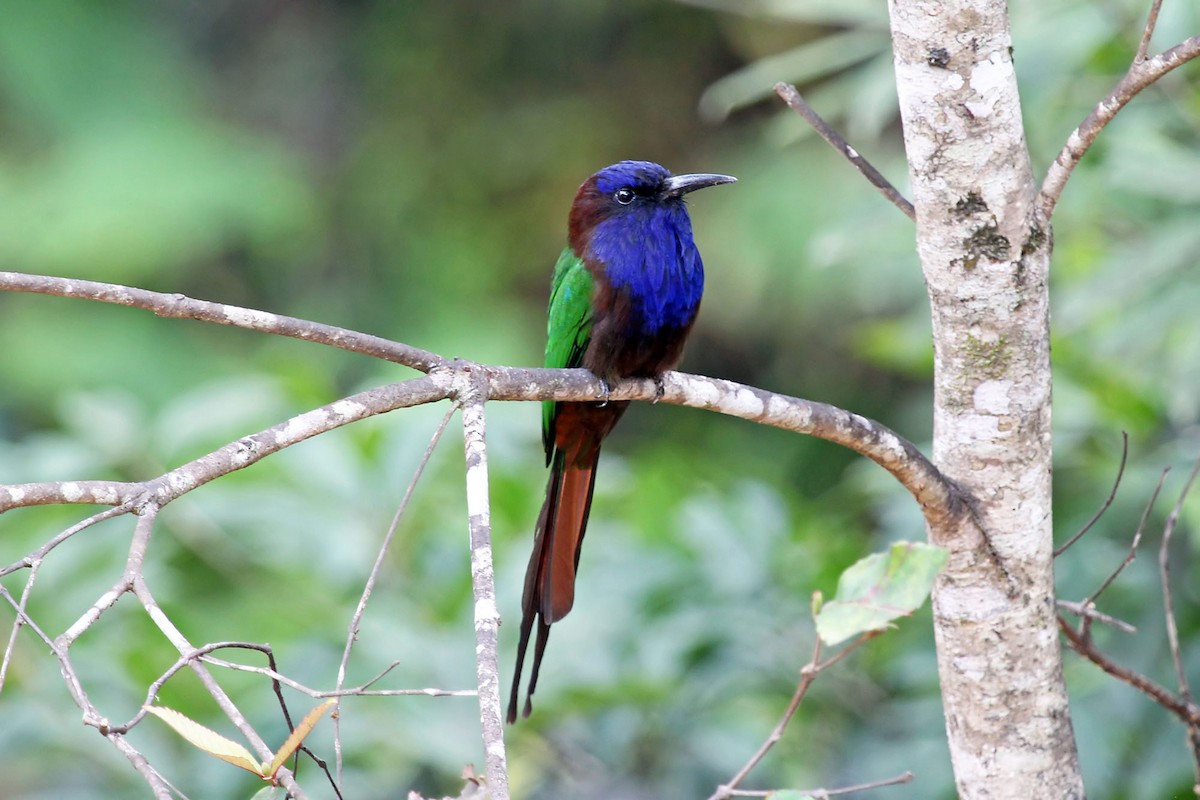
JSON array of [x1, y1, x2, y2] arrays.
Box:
[[886, 0, 1086, 796]]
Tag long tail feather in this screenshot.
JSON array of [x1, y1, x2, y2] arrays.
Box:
[[508, 447, 600, 722]]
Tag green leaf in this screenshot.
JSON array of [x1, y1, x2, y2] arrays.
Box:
[[815, 542, 947, 646], [143, 705, 266, 777], [249, 787, 285, 800]]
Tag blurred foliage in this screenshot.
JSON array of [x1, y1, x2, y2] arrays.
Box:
[[0, 0, 1198, 798]]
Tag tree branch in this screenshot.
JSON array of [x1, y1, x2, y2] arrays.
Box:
[[1055, 600, 1136, 635], [709, 630, 892, 800], [0, 375, 448, 521], [1136, 0, 1166, 63], [0, 272, 963, 533], [1054, 432, 1128, 557], [0, 274, 968, 795], [774, 82, 916, 221], [1059, 614, 1200, 727], [1078, 467, 1168, 642], [1158, 455, 1200, 785], [725, 770, 914, 798], [460, 383, 509, 800], [0, 271, 444, 372], [333, 405, 457, 787], [1037, 32, 1200, 222], [1, 367, 963, 532]]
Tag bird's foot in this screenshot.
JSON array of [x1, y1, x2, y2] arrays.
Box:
[[653, 376, 666, 404], [596, 378, 611, 408]]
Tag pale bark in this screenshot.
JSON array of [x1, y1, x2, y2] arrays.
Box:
[[887, 0, 1085, 797]]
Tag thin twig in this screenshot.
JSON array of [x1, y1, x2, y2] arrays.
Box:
[[333, 405, 457, 785], [708, 637, 824, 800], [0, 583, 93, 714], [0, 503, 133, 578], [1159, 454, 1200, 785], [774, 82, 916, 221], [0, 558, 42, 691], [1079, 467, 1169, 641], [204, 656, 475, 698], [130, 524, 308, 799], [709, 630, 885, 800], [2, 376, 449, 514], [1054, 432, 1128, 557], [0, 522, 188, 799], [107, 733, 174, 800], [726, 770, 915, 798], [460, 383, 509, 800], [1056, 600, 1137, 635], [1037, 33, 1200, 221], [1136, 0, 1166, 63], [0, 271, 443, 372], [1059, 614, 1200, 726], [117, 641, 281, 732]]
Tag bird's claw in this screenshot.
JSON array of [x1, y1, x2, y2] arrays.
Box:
[[596, 378, 610, 408], [652, 376, 666, 404]]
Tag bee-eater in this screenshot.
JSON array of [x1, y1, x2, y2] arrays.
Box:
[[509, 160, 735, 722]]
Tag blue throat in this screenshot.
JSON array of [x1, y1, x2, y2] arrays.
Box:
[[587, 202, 704, 335]]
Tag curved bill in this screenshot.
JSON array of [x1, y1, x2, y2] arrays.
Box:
[[661, 172, 737, 198]]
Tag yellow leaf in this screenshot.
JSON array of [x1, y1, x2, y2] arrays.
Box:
[[144, 705, 265, 777], [265, 700, 336, 779]]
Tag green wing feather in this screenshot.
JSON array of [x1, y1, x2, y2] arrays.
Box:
[[543, 247, 594, 461]]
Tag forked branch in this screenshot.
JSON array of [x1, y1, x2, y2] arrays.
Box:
[[1037, 24, 1200, 222], [1057, 453, 1200, 772], [0, 270, 966, 799]]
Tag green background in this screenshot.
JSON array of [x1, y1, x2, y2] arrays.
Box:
[[1, 1, 1198, 797]]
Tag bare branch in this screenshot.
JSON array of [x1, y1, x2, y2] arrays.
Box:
[[774, 82, 916, 221], [0, 582, 92, 712], [489, 367, 964, 530], [708, 637, 824, 800], [203, 656, 475, 699], [1080, 467, 1168, 636], [1, 374, 448, 515], [0, 275, 970, 795], [710, 630, 885, 800], [0, 272, 963, 534], [1136, 0, 1166, 63], [1059, 614, 1200, 726], [0, 558, 42, 691], [130, 544, 308, 798], [1054, 432, 1128, 557], [334, 405, 457, 785], [1159, 454, 1200, 784], [1055, 600, 1136, 635], [725, 770, 915, 798], [1037, 33, 1200, 222], [460, 383, 510, 800], [107, 734, 174, 800], [0, 482, 139, 516], [0, 271, 444, 371], [2, 366, 963, 535]]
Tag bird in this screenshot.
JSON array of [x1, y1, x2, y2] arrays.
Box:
[[508, 160, 736, 723]]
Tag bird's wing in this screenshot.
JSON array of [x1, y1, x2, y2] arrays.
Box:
[[543, 247, 595, 461]]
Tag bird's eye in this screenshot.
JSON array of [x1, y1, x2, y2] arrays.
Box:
[[614, 188, 636, 205]]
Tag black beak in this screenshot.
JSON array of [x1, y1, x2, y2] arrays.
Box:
[[661, 172, 737, 199]]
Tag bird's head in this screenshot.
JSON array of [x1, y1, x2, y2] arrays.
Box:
[[567, 160, 736, 255]]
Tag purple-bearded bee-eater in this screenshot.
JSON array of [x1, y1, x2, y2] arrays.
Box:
[[509, 160, 736, 722]]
